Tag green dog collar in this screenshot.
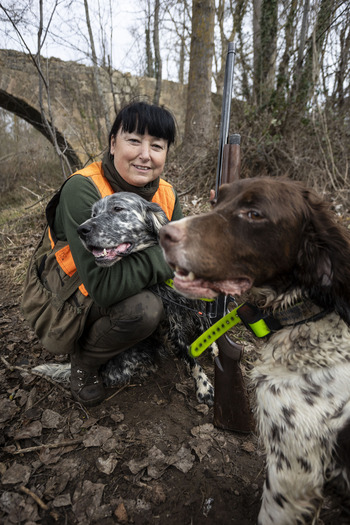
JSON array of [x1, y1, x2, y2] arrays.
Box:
[[189, 303, 271, 358]]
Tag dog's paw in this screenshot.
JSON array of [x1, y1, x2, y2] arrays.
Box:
[[196, 378, 214, 407]]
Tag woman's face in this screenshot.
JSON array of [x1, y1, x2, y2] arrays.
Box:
[[110, 129, 168, 187]]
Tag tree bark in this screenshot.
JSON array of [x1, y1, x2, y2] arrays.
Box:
[[255, 0, 278, 107], [83, 0, 110, 142], [183, 0, 215, 158], [153, 0, 162, 104], [291, 0, 334, 112]]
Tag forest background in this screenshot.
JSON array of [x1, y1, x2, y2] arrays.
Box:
[[0, 0, 349, 211], [0, 2, 349, 522]]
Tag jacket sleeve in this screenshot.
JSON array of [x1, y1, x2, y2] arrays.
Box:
[[171, 190, 184, 221], [54, 175, 175, 308]]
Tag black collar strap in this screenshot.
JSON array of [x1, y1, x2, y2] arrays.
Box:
[[237, 299, 332, 333]]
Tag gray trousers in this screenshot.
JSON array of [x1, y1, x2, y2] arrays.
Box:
[[76, 290, 164, 366]]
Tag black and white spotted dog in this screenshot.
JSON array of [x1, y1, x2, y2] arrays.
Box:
[[160, 177, 350, 524], [35, 192, 214, 406]]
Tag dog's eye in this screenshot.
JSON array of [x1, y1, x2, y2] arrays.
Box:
[[113, 206, 124, 213], [247, 210, 263, 220], [239, 209, 264, 221]]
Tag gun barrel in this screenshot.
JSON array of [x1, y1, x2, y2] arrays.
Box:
[[215, 42, 236, 197]]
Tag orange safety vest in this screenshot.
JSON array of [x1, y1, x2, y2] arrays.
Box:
[[49, 161, 176, 296]]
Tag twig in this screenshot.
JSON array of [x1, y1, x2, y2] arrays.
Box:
[[20, 186, 41, 199], [20, 485, 49, 509], [178, 184, 195, 197], [13, 438, 84, 455], [0, 356, 70, 396], [19, 486, 59, 521], [105, 383, 136, 402]]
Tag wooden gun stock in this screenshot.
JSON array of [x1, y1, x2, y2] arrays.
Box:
[[211, 42, 253, 433], [213, 136, 254, 433], [221, 134, 241, 184]]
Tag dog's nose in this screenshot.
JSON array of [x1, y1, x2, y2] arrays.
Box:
[[77, 224, 92, 239], [159, 223, 185, 248]]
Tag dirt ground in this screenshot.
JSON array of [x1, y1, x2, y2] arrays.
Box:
[[1, 201, 349, 525]]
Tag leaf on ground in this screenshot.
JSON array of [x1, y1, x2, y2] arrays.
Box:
[[13, 420, 42, 440], [0, 490, 40, 523], [167, 444, 194, 473], [2, 462, 31, 485], [72, 480, 105, 522], [44, 472, 70, 498], [52, 493, 72, 507], [114, 501, 128, 523], [190, 423, 215, 438], [96, 454, 118, 475], [128, 444, 194, 479], [0, 395, 19, 424], [41, 408, 65, 429], [110, 406, 125, 423], [241, 440, 256, 453], [83, 425, 113, 447]]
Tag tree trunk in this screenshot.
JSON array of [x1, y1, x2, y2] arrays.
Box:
[[273, 0, 298, 108], [145, 0, 154, 78], [153, 0, 162, 105], [255, 0, 278, 107], [83, 0, 110, 143], [332, 24, 350, 108], [291, 0, 334, 112], [183, 0, 215, 159], [178, 5, 187, 84], [252, 0, 262, 104]]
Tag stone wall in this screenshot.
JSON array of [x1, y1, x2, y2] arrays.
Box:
[[0, 49, 188, 167]]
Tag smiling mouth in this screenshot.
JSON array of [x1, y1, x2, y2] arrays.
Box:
[[133, 165, 151, 171], [88, 243, 133, 265]]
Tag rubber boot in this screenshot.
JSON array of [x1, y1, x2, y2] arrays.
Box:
[[70, 353, 106, 407]]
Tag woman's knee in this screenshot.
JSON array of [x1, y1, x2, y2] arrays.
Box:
[[79, 290, 164, 358], [132, 290, 164, 336], [106, 289, 163, 337]]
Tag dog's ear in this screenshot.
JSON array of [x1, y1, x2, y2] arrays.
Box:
[[145, 202, 169, 234], [295, 188, 350, 324]]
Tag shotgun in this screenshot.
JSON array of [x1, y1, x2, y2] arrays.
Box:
[[210, 43, 253, 433]]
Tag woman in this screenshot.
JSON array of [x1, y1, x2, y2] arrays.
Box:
[[48, 101, 182, 406]]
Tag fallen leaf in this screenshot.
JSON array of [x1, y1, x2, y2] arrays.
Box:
[[72, 480, 105, 522], [191, 423, 215, 438], [114, 501, 128, 523], [0, 396, 19, 423], [2, 462, 31, 485], [110, 407, 125, 423], [149, 483, 166, 505], [41, 409, 65, 429], [241, 440, 256, 453], [83, 425, 113, 447], [195, 404, 209, 415], [189, 439, 212, 462], [13, 421, 42, 440], [128, 457, 149, 475], [168, 445, 194, 473], [44, 472, 70, 498], [96, 455, 118, 475], [52, 493, 72, 507]]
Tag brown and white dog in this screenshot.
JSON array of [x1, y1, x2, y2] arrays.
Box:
[[159, 177, 350, 524]]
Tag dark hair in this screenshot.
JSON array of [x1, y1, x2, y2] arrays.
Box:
[[109, 101, 176, 149]]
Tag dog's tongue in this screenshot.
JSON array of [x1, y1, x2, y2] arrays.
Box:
[[92, 243, 131, 259]]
